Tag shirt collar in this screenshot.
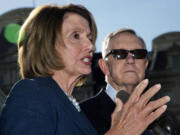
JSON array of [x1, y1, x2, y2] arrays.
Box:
[[105, 84, 118, 102]]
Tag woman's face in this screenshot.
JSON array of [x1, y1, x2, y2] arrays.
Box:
[[56, 13, 94, 77]]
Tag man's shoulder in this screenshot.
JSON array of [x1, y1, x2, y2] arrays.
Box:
[[80, 88, 115, 135], [80, 89, 105, 105], [80, 88, 115, 113]]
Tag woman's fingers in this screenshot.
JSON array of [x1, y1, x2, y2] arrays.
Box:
[[143, 96, 170, 117], [113, 97, 123, 115], [108, 79, 171, 135], [145, 105, 167, 125], [138, 83, 161, 108], [111, 98, 123, 127], [114, 79, 150, 126], [125, 79, 149, 109]]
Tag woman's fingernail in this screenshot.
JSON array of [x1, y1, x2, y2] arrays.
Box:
[[165, 96, 170, 101], [144, 79, 149, 84], [155, 84, 161, 89], [115, 97, 118, 103], [162, 105, 167, 110]]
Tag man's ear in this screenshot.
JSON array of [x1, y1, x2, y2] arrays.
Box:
[[98, 59, 109, 75], [145, 59, 149, 69]]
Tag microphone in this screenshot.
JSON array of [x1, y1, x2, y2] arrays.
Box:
[[116, 90, 130, 104]]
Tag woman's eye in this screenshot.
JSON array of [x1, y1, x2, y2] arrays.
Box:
[[73, 32, 80, 39], [88, 35, 93, 43], [89, 38, 93, 43], [69, 32, 81, 44]]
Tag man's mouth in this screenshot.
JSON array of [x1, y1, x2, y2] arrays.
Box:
[[124, 70, 136, 74]]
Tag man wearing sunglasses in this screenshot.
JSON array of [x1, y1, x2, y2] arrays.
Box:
[[80, 29, 172, 135]]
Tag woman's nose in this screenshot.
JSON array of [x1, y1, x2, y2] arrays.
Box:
[[84, 38, 94, 51]]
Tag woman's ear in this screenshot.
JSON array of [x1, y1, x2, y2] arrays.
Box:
[[98, 59, 109, 75]]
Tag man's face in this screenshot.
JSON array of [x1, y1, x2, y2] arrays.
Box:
[[100, 33, 148, 93]]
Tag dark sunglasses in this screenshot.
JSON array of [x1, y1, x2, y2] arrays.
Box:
[[105, 49, 148, 59]]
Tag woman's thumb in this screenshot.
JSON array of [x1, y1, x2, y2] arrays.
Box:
[[114, 97, 123, 112]]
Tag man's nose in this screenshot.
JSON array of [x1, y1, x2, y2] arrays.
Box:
[[125, 53, 135, 64]]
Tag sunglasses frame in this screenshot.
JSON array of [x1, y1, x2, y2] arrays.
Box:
[[105, 49, 148, 59]]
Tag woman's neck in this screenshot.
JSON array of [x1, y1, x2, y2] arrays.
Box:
[[52, 70, 82, 96]]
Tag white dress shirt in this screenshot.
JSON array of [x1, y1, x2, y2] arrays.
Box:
[[105, 84, 118, 102]]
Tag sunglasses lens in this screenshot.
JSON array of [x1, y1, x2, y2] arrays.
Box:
[[132, 49, 147, 59], [109, 49, 147, 59], [106, 49, 147, 60], [113, 50, 128, 59]]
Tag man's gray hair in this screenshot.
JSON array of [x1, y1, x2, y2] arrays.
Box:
[[101, 28, 146, 58]]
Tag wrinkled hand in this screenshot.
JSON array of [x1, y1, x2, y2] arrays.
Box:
[[105, 79, 170, 135]]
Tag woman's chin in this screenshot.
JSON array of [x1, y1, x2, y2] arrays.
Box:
[[81, 68, 92, 75]]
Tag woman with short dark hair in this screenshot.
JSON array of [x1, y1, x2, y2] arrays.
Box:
[[0, 4, 98, 135]]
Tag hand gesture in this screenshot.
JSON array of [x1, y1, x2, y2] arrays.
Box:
[[105, 79, 170, 135]]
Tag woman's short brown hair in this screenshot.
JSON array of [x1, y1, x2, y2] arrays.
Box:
[[18, 4, 97, 79]]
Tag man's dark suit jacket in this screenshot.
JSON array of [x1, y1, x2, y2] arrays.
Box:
[[80, 88, 180, 135], [0, 77, 98, 135], [80, 89, 115, 135]]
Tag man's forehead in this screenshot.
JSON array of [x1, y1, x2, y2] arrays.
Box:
[[108, 32, 143, 49]]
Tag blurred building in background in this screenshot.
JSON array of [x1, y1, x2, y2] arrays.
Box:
[[147, 32, 180, 121], [0, 8, 33, 111], [0, 8, 180, 121]]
